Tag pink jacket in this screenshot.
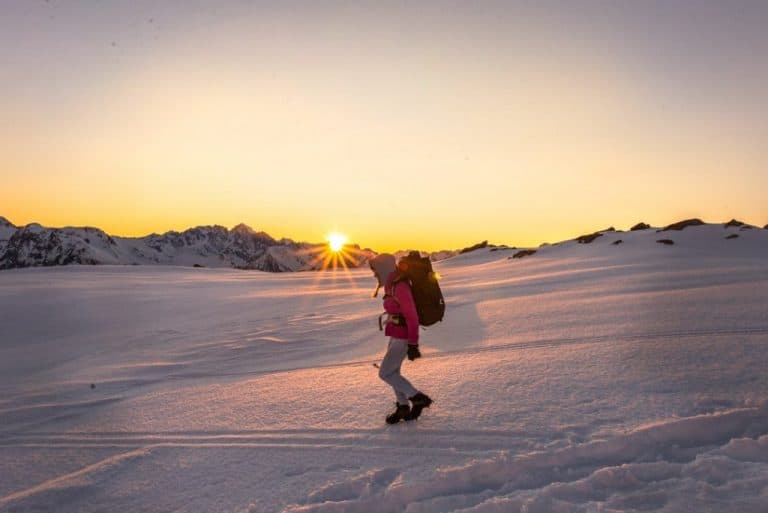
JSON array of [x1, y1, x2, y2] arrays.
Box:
[[383, 273, 420, 344]]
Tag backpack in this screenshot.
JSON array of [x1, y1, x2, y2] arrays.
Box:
[[394, 251, 445, 326]]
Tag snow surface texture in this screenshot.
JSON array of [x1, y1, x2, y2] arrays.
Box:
[[1, 223, 767, 512]]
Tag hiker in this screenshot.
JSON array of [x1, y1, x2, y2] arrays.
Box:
[[369, 253, 433, 424]]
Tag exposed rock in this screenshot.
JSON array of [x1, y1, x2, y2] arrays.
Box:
[[459, 241, 489, 254], [724, 219, 745, 228], [630, 222, 651, 231], [612, 240, 623, 245], [394, 249, 456, 262], [0, 217, 15, 257], [656, 239, 675, 245], [576, 232, 603, 244], [426, 250, 457, 262], [511, 249, 537, 259], [725, 234, 739, 240], [660, 219, 704, 231], [0, 225, 104, 269], [244, 251, 289, 272]]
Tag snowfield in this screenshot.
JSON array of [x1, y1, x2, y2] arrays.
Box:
[[1, 223, 767, 513]]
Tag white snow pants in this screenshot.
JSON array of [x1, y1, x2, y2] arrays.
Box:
[[379, 337, 418, 405]]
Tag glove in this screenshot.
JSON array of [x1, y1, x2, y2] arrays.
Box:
[[407, 344, 421, 361]]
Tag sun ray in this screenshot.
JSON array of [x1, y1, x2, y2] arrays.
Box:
[[302, 232, 373, 296], [305, 246, 330, 270]]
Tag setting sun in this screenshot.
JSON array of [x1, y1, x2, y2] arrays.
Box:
[[327, 232, 348, 252]]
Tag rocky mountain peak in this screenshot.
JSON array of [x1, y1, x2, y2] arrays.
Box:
[[231, 223, 255, 234]]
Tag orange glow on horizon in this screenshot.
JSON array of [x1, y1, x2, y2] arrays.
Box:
[[1, 3, 767, 252]]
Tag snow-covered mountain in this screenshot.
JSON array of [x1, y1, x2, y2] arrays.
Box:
[[0, 215, 15, 242], [0, 216, 504, 272], [0, 218, 374, 272], [526, 218, 766, 258], [1, 216, 765, 271]]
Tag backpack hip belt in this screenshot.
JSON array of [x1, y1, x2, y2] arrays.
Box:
[[378, 313, 405, 331]]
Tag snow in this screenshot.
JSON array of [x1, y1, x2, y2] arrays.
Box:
[[1, 223, 767, 512]]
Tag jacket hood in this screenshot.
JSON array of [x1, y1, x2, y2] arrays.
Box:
[[369, 253, 396, 288]]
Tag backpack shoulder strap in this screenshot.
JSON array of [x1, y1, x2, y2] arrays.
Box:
[[385, 270, 407, 298]]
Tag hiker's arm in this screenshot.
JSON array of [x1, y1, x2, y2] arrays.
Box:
[[395, 282, 419, 344]]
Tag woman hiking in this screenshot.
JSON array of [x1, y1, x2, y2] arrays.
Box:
[[369, 253, 433, 424]]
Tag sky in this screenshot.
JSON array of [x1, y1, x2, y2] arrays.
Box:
[[1, 0, 767, 252]]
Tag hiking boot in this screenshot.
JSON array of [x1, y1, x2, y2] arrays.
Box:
[[408, 392, 433, 420], [385, 403, 411, 424]]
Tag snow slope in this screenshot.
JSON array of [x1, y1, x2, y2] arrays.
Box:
[[1, 223, 767, 512]]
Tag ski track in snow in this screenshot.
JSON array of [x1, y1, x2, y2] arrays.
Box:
[[2, 225, 768, 512]]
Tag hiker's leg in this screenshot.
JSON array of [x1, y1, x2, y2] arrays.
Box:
[[379, 337, 418, 403]]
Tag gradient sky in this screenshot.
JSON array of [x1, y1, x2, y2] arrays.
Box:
[[2, 0, 767, 252]]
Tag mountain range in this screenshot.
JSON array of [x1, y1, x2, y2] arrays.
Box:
[[1, 216, 765, 271], [0, 216, 379, 272]]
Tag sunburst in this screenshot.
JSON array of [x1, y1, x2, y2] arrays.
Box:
[[327, 232, 347, 253], [295, 231, 365, 275], [285, 231, 372, 313]]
